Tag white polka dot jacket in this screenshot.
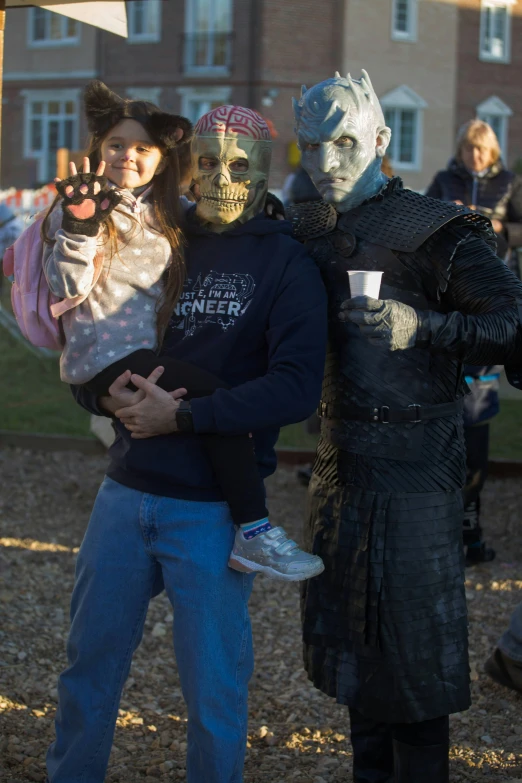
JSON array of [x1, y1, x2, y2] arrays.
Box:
[[42, 187, 171, 383]]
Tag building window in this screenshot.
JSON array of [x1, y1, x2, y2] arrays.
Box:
[[476, 95, 513, 159], [23, 91, 79, 184], [380, 85, 427, 171], [126, 87, 162, 106], [177, 87, 232, 125], [28, 7, 80, 47], [391, 0, 417, 42], [127, 0, 162, 44], [479, 0, 512, 62], [184, 0, 233, 74]]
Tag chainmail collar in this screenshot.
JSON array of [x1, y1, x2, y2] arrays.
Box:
[[359, 176, 404, 206], [286, 176, 405, 241]]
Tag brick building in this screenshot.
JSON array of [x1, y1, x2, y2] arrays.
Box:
[[1, 0, 521, 192], [456, 0, 522, 170]]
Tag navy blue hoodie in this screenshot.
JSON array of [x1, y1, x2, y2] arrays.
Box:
[[73, 210, 327, 501]]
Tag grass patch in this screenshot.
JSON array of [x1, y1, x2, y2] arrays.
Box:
[[1, 308, 521, 460], [0, 326, 91, 436], [277, 422, 318, 451], [490, 400, 522, 460]]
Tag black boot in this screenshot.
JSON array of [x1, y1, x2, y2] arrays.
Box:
[[465, 540, 496, 566], [393, 739, 449, 783], [485, 647, 522, 694], [349, 708, 394, 783], [296, 464, 313, 487], [463, 500, 496, 566]]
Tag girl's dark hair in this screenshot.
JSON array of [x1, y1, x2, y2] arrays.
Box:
[[42, 80, 194, 344]]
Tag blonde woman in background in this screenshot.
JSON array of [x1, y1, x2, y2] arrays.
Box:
[[426, 118, 522, 265]]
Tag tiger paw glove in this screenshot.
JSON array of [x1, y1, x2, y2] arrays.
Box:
[[56, 172, 122, 237]]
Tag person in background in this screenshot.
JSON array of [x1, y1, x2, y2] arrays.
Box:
[[426, 120, 522, 564], [461, 366, 502, 565], [426, 119, 522, 272], [0, 203, 23, 295], [285, 165, 321, 207]]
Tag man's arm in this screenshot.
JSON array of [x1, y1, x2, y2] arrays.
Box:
[[71, 367, 169, 418], [415, 232, 522, 365], [71, 383, 107, 416], [188, 250, 327, 435], [341, 228, 522, 364]]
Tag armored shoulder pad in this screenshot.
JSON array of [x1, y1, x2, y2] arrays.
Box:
[[286, 200, 338, 241], [338, 189, 488, 252]]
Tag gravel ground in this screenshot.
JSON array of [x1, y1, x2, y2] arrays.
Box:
[[1, 447, 522, 783]]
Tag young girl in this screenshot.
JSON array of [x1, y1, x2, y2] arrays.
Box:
[[43, 80, 323, 581]]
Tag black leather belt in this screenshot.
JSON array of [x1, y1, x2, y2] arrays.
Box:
[[318, 398, 464, 424]]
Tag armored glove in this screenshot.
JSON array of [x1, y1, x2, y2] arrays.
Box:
[[340, 296, 419, 351], [56, 172, 122, 237]]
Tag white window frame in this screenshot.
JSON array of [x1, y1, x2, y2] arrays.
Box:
[[127, 0, 162, 44], [479, 0, 514, 64], [476, 95, 513, 159], [126, 87, 162, 106], [184, 0, 233, 76], [391, 0, 418, 42], [380, 85, 427, 172], [27, 7, 81, 48], [177, 87, 232, 125], [21, 89, 80, 183]]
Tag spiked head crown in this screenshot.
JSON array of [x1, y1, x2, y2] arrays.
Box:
[[293, 70, 386, 141]]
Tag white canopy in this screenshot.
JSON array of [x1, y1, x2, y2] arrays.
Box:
[[5, 0, 128, 37]]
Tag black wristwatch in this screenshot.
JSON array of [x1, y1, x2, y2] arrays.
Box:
[[176, 400, 194, 433]]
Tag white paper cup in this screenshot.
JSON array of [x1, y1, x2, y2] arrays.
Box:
[[347, 270, 383, 298]]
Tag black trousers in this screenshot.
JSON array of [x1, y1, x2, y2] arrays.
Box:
[[84, 349, 268, 525], [349, 707, 449, 782], [463, 423, 490, 546]]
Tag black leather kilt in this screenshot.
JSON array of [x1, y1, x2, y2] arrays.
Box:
[[301, 441, 470, 725]]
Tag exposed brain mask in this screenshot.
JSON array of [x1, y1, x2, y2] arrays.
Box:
[[192, 106, 272, 228], [293, 71, 391, 210]]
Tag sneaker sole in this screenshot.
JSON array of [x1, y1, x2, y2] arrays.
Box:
[[228, 554, 325, 581]]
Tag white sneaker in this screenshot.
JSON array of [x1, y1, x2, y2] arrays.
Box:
[[228, 526, 325, 581]]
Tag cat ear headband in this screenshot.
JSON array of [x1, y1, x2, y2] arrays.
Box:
[[84, 80, 193, 149]]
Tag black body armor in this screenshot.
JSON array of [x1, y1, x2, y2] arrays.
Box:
[[290, 180, 522, 724]]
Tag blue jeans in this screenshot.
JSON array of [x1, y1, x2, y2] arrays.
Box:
[[47, 477, 255, 783]]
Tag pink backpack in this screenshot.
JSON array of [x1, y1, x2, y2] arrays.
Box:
[[3, 213, 103, 351]]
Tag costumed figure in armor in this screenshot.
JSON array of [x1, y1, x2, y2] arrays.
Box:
[[288, 72, 522, 783]]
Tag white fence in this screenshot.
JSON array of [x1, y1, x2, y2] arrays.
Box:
[[0, 184, 57, 222]]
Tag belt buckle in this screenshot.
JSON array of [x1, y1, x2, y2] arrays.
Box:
[[379, 405, 390, 424], [408, 404, 422, 424]]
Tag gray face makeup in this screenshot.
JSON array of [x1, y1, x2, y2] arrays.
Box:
[[293, 71, 392, 212]]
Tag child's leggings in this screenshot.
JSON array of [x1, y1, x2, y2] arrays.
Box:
[[83, 349, 268, 525]]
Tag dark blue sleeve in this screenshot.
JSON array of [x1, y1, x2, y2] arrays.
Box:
[[425, 173, 443, 200], [70, 384, 110, 417], [190, 248, 327, 434]]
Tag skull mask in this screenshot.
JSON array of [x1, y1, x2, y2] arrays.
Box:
[[192, 106, 272, 230]]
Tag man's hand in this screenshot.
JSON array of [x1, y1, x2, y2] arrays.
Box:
[[115, 373, 187, 439], [99, 366, 166, 415], [339, 296, 419, 351], [491, 218, 504, 234]]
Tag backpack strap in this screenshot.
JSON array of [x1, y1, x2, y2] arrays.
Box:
[[50, 249, 104, 318]]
